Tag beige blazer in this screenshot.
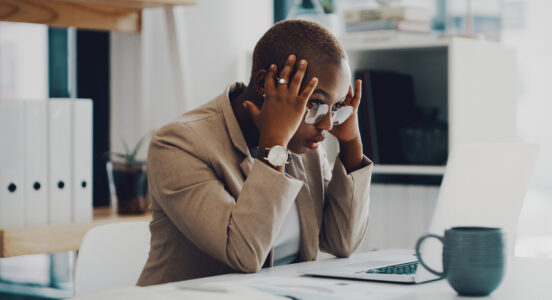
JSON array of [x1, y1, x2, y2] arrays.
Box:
[[137, 83, 373, 286]]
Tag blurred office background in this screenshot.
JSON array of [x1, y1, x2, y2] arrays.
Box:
[[0, 0, 551, 298]]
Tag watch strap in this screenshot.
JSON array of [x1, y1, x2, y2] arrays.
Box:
[[253, 147, 269, 160], [253, 146, 290, 166]]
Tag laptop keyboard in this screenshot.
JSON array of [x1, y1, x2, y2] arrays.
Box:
[[365, 261, 419, 275]]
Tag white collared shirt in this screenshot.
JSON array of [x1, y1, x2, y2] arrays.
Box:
[[273, 201, 301, 266]]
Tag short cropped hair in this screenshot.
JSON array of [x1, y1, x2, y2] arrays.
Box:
[[250, 20, 346, 83]]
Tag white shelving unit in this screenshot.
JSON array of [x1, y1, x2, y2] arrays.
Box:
[[340, 37, 517, 179], [340, 38, 518, 251]]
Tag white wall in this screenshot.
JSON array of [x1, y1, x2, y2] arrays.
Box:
[[110, 0, 273, 159], [174, 1, 272, 103], [503, 1, 552, 192], [502, 1, 552, 257]]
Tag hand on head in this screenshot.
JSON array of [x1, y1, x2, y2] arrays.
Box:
[[243, 54, 318, 149]]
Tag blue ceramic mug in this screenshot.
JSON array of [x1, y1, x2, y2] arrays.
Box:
[[415, 227, 505, 296]]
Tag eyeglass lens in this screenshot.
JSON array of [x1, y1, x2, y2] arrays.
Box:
[[331, 106, 353, 125], [305, 104, 329, 124], [304, 104, 352, 125]]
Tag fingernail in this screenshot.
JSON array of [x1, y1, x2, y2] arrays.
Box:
[[270, 64, 275, 71], [242, 102, 247, 108], [288, 54, 295, 61], [300, 59, 306, 65]]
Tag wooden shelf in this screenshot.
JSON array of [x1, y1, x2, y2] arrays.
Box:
[[342, 38, 451, 51], [0, 0, 196, 32], [373, 165, 446, 176], [0, 207, 151, 258]]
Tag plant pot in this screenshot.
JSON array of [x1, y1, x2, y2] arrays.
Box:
[[106, 161, 148, 214]]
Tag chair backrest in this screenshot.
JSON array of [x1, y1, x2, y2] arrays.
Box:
[[74, 221, 151, 296]]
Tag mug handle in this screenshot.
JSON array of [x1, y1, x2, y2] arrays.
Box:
[[415, 234, 446, 278]]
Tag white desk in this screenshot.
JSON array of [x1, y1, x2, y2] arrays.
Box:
[[73, 250, 552, 299]]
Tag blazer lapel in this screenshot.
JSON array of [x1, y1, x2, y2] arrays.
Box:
[[216, 83, 254, 178], [239, 156, 254, 177], [218, 83, 249, 157]]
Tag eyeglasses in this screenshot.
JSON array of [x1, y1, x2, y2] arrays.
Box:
[[304, 102, 353, 125]]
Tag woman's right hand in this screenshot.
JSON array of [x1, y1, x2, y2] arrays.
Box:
[[243, 54, 318, 149]]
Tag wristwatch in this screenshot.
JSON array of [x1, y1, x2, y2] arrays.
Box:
[[255, 145, 290, 167]]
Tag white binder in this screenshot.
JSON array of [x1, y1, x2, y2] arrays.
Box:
[[72, 99, 93, 222], [48, 99, 72, 224], [0, 100, 25, 228], [24, 100, 49, 225]]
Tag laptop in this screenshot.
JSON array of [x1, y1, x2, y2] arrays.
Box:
[[303, 143, 540, 284]]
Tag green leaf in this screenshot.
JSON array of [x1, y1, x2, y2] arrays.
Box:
[[105, 151, 131, 161], [106, 134, 149, 163], [122, 137, 130, 155], [130, 134, 149, 160], [113, 153, 131, 160]]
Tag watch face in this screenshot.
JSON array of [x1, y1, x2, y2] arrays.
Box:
[[267, 145, 288, 166]]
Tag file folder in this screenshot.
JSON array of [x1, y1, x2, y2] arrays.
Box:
[[48, 99, 72, 224], [0, 100, 25, 228], [72, 99, 93, 222], [24, 100, 49, 225]]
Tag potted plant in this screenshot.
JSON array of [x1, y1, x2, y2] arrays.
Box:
[[106, 135, 149, 214]]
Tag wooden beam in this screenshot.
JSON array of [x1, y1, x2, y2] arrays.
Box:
[[64, 0, 197, 9], [0, 0, 142, 32]]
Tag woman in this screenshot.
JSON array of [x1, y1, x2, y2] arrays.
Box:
[[137, 19, 373, 286]]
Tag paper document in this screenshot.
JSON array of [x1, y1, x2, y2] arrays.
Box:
[[70, 282, 285, 300], [241, 276, 407, 300]]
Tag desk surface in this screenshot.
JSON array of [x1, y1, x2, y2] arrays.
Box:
[[73, 250, 552, 300], [0, 207, 151, 257]]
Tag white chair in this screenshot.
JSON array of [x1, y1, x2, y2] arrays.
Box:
[[74, 221, 151, 296]]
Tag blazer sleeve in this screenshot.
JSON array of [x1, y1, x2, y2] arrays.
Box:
[[318, 149, 373, 257], [147, 122, 303, 273]]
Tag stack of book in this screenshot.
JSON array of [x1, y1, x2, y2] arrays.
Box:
[[341, 6, 433, 43], [355, 69, 418, 164]]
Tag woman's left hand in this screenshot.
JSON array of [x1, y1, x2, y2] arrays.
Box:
[[329, 79, 362, 143]]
